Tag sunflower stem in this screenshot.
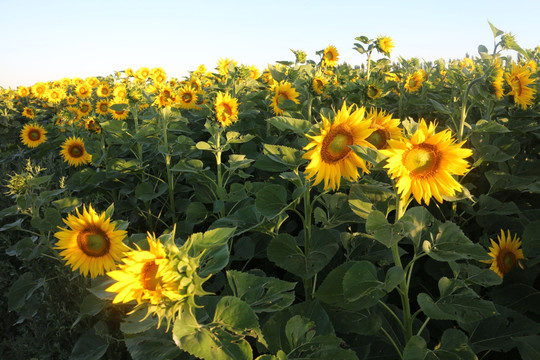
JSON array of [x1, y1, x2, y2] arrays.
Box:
[[215, 128, 225, 218], [459, 76, 485, 142], [303, 184, 314, 301], [161, 108, 176, 224], [366, 49, 373, 81]]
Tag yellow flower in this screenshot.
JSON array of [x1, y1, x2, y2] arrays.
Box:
[[176, 86, 199, 110], [460, 58, 475, 73], [113, 84, 128, 99], [312, 76, 327, 95], [76, 83, 92, 99], [106, 233, 181, 305], [95, 100, 110, 115], [22, 107, 35, 120], [262, 70, 275, 86], [322, 45, 339, 67], [505, 63, 537, 109], [20, 123, 47, 148], [382, 120, 472, 205], [489, 59, 505, 99], [187, 77, 203, 93], [153, 86, 176, 108], [303, 103, 374, 191], [217, 58, 237, 76], [248, 65, 260, 79], [96, 82, 112, 98], [135, 67, 150, 82], [404, 70, 424, 93], [78, 101, 93, 117], [484, 230, 524, 278], [367, 84, 382, 99], [46, 87, 66, 104], [32, 82, 48, 99], [85, 77, 99, 88], [109, 101, 130, 120], [365, 108, 402, 150], [376, 36, 394, 56], [270, 81, 300, 115], [150, 67, 167, 84], [125, 68, 134, 77], [60, 136, 92, 167], [66, 95, 78, 106], [214, 92, 239, 127], [17, 86, 31, 97], [54, 204, 127, 278]]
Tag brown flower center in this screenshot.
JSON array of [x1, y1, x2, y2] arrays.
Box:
[[68, 144, 85, 158], [77, 227, 110, 257], [321, 125, 353, 163], [182, 93, 193, 103], [402, 143, 440, 177], [366, 127, 389, 149], [29, 129, 41, 141], [497, 249, 517, 275], [141, 261, 159, 290]]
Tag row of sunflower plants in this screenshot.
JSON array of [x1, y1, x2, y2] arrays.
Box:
[[1, 23, 540, 360]]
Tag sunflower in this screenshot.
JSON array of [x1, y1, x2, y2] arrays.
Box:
[[460, 58, 475, 73], [381, 120, 472, 205], [312, 76, 327, 95], [404, 70, 424, 93], [322, 45, 339, 67], [484, 230, 524, 278], [176, 86, 199, 110], [95, 100, 110, 115], [505, 63, 537, 109], [54, 204, 127, 278], [46, 87, 66, 104], [214, 92, 239, 127], [78, 101, 93, 117], [76, 83, 92, 99], [261, 70, 275, 86], [96, 83, 112, 97], [66, 95, 78, 105], [113, 84, 128, 99], [488, 60, 505, 99], [60, 136, 92, 167], [376, 36, 394, 56], [32, 82, 48, 99], [85, 77, 99, 88], [150, 67, 167, 84], [135, 67, 150, 82], [17, 86, 31, 97], [109, 101, 130, 120], [366, 84, 382, 99], [270, 81, 300, 115], [248, 65, 260, 79], [106, 233, 182, 305], [303, 103, 375, 191], [85, 117, 101, 134], [217, 58, 237, 77], [125, 68, 134, 77], [22, 107, 35, 120], [365, 108, 402, 150], [20, 123, 47, 148], [153, 86, 176, 108], [187, 77, 203, 93]]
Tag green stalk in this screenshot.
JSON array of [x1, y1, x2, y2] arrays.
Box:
[[303, 184, 313, 301], [459, 76, 485, 142], [215, 128, 225, 218], [161, 108, 176, 223], [366, 49, 373, 81]]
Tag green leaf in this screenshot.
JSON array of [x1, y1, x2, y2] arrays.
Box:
[[125, 326, 182, 360], [472, 119, 510, 133], [400, 206, 434, 249], [267, 116, 311, 134], [70, 325, 109, 360], [255, 184, 287, 218], [349, 145, 386, 167], [403, 336, 428, 360], [366, 210, 407, 248], [342, 261, 385, 307], [121, 309, 159, 335], [72, 293, 105, 328], [8, 272, 44, 312], [522, 220, 540, 260], [213, 296, 264, 342], [384, 266, 405, 293], [417, 280, 497, 323], [226, 131, 256, 144], [186, 202, 208, 224], [189, 227, 236, 254], [514, 335, 540, 360], [423, 221, 489, 261], [227, 270, 296, 313], [427, 329, 476, 360], [88, 277, 117, 301], [263, 144, 305, 168], [170, 159, 206, 173], [0, 218, 25, 232], [488, 20, 504, 38], [285, 315, 316, 350], [267, 229, 339, 280]]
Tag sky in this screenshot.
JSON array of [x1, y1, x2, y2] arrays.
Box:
[[1, 0, 539, 88]]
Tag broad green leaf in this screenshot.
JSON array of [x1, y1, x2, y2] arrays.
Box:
[[285, 315, 316, 350], [267, 116, 311, 134], [88, 277, 117, 300], [384, 266, 405, 293], [426, 329, 476, 360], [488, 20, 504, 38], [366, 210, 407, 248], [72, 293, 105, 328], [189, 227, 236, 253], [450, 263, 502, 287], [185, 201, 208, 224], [0, 218, 25, 232], [490, 283, 540, 315], [226, 270, 296, 313], [267, 229, 339, 279], [214, 296, 264, 343], [522, 220, 540, 261], [400, 206, 434, 249], [70, 325, 109, 360], [226, 131, 256, 144], [255, 184, 287, 218], [30, 207, 62, 232], [135, 182, 167, 201], [472, 119, 510, 133], [120, 308, 159, 335], [403, 336, 428, 360], [125, 326, 182, 360], [263, 144, 305, 168], [348, 184, 394, 220], [342, 261, 385, 307], [514, 335, 540, 360], [288, 334, 359, 360], [349, 145, 386, 167], [8, 272, 44, 312], [170, 159, 206, 173], [423, 221, 490, 261]]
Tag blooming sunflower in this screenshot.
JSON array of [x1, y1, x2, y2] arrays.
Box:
[[214, 92, 239, 127], [365, 108, 402, 150], [113, 84, 128, 99], [106, 233, 182, 305], [312, 76, 327, 95], [151, 67, 167, 84], [488, 60, 505, 99], [248, 65, 260, 79], [153, 86, 176, 108], [85, 77, 99, 88], [376, 36, 394, 56], [96, 83, 112, 98], [76, 83, 92, 99], [270, 81, 300, 115], [404, 70, 424, 93], [176, 86, 199, 110], [22, 107, 35, 120], [54, 204, 127, 278], [95, 100, 110, 115], [217, 58, 237, 77], [366, 84, 382, 99], [109, 101, 130, 120], [505, 63, 537, 109], [66, 95, 78, 106], [484, 230, 524, 278], [60, 136, 92, 167], [135, 67, 150, 82], [460, 57, 475, 73], [17, 86, 31, 97], [303, 103, 375, 191], [46, 87, 66, 104], [322, 45, 339, 67], [20, 123, 47, 148], [78, 101, 93, 117], [381, 120, 472, 205], [32, 82, 48, 99]]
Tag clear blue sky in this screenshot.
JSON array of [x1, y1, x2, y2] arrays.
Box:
[[1, 0, 539, 88]]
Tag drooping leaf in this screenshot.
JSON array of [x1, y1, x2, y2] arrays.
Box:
[[255, 184, 288, 218]]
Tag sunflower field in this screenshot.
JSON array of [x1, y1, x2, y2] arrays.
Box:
[[1, 23, 540, 360]]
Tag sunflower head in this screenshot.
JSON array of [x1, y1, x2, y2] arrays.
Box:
[[382, 119, 472, 205], [365, 108, 402, 150], [217, 58, 238, 77], [322, 45, 339, 67], [505, 63, 537, 109], [376, 36, 394, 56], [404, 70, 425, 93], [214, 92, 239, 127], [487, 59, 505, 99], [367, 84, 382, 99], [54, 204, 128, 278], [22, 107, 36, 120], [176, 86, 200, 110], [484, 230, 524, 278], [270, 81, 300, 115], [20, 123, 47, 148], [303, 102, 375, 191], [312, 76, 327, 95], [60, 136, 92, 167]]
